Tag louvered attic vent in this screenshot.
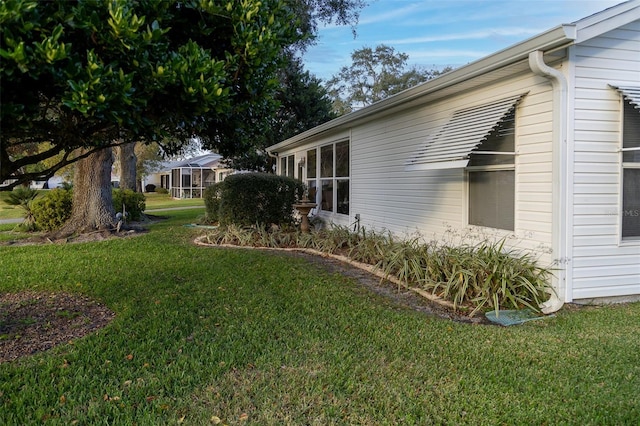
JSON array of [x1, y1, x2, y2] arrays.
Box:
[[405, 93, 527, 171]]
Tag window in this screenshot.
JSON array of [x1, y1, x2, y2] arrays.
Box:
[[280, 155, 296, 178], [467, 110, 516, 231], [306, 148, 317, 202], [405, 94, 525, 170], [308, 140, 349, 215], [622, 100, 640, 238]]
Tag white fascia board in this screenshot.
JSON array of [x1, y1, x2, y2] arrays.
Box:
[[267, 25, 576, 154], [574, 0, 640, 43]]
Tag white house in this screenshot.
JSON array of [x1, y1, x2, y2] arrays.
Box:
[[144, 152, 234, 198], [267, 1, 640, 312]]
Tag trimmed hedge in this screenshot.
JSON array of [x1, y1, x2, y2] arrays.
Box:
[[204, 173, 304, 226]]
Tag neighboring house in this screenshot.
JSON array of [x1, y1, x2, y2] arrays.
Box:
[[144, 152, 234, 198], [267, 1, 640, 312]]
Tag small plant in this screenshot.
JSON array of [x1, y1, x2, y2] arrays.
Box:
[[156, 187, 169, 194], [2, 186, 39, 230]]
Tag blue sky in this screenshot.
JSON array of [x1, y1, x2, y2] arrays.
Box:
[[303, 0, 625, 82]]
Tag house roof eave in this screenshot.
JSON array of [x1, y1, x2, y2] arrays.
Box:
[[267, 24, 577, 154]]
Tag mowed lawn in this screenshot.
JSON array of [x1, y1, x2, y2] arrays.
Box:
[[1, 209, 639, 425]]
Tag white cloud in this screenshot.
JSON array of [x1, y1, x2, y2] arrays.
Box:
[[383, 27, 543, 45]]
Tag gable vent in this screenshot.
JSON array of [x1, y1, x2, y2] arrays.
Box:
[[405, 93, 526, 171]]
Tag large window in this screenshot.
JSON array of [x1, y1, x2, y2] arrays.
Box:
[[622, 100, 640, 239], [307, 140, 349, 215], [467, 110, 516, 231]]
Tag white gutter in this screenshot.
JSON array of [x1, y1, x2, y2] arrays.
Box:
[[528, 50, 568, 314]]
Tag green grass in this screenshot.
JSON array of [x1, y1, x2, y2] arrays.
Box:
[[144, 192, 204, 211], [1, 209, 638, 425], [0, 201, 32, 220]]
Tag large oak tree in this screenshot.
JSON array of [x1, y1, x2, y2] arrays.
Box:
[[1, 0, 363, 234]]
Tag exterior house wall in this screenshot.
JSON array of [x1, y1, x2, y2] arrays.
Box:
[[278, 69, 559, 267], [272, 2, 640, 305], [569, 20, 640, 300]]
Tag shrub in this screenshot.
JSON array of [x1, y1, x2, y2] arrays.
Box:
[[203, 183, 222, 223], [206, 173, 304, 227], [156, 187, 169, 195], [424, 240, 552, 315], [31, 188, 73, 231], [145, 184, 156, 193], [112, 189, 146, 221]]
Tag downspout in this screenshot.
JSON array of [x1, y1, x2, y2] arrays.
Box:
[[528, 50, 567, 314], [267, 151, 279, 174]]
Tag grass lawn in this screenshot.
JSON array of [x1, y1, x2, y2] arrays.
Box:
[[0, 201, 28, 221], [144, 192, 204, 211], [1, 209, 638, 425]]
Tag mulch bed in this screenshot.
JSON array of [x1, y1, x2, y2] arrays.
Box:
[[0, 292, 115, 363]]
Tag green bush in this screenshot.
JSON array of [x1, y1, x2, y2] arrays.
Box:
[[205, 173, 304, 227], [112, 189, 146, 221], [156, 187, 169, 194], [203, 183, 222, 223], [31, 188, 73, 231]]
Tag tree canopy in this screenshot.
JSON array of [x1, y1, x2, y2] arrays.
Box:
[[326, 44, 453, 114], [1, 0, 362, 189], [228, 56, 337, 171]]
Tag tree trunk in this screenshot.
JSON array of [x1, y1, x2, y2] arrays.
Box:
[[56, 147, 116, 237], [119, 142, 138, 191]]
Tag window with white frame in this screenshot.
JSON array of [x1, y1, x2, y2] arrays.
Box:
[[467, 109, 516, 231], [622, 100, 640, 239], [307, 140, 349, 215], [279, 155, 295, 178], [306, 148, 317, 202]]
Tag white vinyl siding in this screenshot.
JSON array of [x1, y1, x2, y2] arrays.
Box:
[[349, 72, 555, 265], [570, 20, 640, 300]]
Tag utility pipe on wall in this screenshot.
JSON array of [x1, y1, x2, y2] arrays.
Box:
[[528, 50, 568, 314]]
